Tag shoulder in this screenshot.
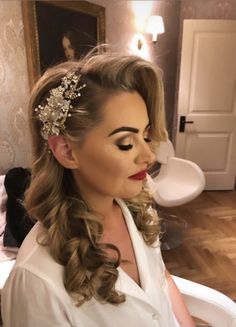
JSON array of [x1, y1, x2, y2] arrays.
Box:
[[2, 265, 74, 327], [2, 224, 74, 326], [13, 222, 65, 291]]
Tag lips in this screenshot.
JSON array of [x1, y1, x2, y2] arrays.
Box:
[[129, 170, 147, 180]]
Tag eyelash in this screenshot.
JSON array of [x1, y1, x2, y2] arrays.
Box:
[[117, 144, 133, 151], [117, 137, 152, 151], [144, 137, 152, 143]]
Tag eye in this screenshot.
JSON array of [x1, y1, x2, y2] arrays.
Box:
[[117, 144, 133, 151], [144, 129, 152, 143], [116, 135, 133, 151], [144, 137, 152, 143]]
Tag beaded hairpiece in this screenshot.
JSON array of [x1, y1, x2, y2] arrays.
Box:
[[34, 72, 86, 140]]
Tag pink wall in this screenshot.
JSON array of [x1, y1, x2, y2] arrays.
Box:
[[180, 0, 236, 20]]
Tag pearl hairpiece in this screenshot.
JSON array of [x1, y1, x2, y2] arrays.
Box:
[[34, 72, 86, 140]]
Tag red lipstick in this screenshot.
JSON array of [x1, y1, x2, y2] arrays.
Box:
[[129, 170, 147, 180]]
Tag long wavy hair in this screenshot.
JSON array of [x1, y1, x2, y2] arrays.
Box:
[[25, 49, 167, 306]]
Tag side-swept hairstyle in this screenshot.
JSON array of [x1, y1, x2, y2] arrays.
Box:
[[25, 48, 167, 306]]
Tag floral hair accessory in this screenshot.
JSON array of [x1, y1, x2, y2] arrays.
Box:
[[34, 72, 86, 140]]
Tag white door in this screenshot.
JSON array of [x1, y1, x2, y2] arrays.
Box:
[[176, 20, 236, 190]]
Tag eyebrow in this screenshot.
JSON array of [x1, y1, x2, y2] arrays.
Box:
[[108, 123, 150, 137]]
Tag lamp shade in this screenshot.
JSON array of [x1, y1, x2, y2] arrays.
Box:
[[146, 15, 164, 42]]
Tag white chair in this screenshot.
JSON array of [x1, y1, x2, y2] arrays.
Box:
[[147, 139, 205, 207], [146, 139, 205, 250], [1, 261, 235, 327], [173, 275, 236, 327], [145, 141, 236, 325]]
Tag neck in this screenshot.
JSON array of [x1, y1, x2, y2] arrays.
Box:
[[80, 192, 119, 226], [86, 197, 123, 232]]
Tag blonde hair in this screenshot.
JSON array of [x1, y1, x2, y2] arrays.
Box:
[[25, 49, 167, 306]]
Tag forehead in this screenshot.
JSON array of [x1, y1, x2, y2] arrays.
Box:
[[77, 91, 149, 148], [100, 91, 148, 130]]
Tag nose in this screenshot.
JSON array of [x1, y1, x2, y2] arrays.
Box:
[[136, 141, 156, 166]]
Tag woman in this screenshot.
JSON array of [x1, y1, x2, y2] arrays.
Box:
[[62, 29, 96, 60], [1, 50, 195, 326]]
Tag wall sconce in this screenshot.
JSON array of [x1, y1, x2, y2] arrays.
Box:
[[138, 15, 164, 50]]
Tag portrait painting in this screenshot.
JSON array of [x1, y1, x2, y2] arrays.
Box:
[[22, 0, 105, 88]]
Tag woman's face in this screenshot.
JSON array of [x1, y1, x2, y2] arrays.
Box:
[[62, 36, 75, 60], [70, 91, 156, 206]]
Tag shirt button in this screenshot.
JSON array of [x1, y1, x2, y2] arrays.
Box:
[[152, 313, 158, 320]]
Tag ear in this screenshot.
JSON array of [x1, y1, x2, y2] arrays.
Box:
[[47, 136, 79, 169]]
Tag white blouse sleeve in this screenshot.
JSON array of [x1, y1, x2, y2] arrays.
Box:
[[1, 266, 73, 327]]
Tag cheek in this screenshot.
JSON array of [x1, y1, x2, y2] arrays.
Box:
[[86, 154, 130, 188], [76, 152, 142, 198], [95, 158, 127, 178]]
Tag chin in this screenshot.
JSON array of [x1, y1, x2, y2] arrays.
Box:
[[121, 185, 143, 199]]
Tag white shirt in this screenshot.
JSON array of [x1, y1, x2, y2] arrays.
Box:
[[1, 199, 180, 327]]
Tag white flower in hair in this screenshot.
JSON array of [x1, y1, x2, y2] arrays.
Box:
[[35, 72, 86, 140]]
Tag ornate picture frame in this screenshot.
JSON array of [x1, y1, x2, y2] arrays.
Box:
[[22, 0, 105, 89]]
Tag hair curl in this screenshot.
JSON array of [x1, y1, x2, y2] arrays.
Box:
[[25, 48, 167, 306]]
